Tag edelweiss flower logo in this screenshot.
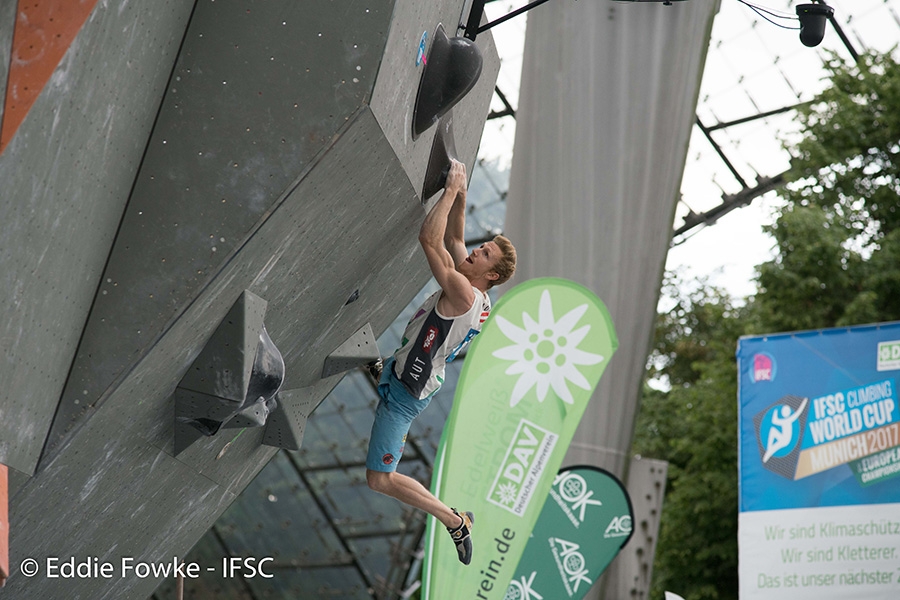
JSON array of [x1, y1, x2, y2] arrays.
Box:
[[492, 289, 605, 407], [495, 482, 518, 506]]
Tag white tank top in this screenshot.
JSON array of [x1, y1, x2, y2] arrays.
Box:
[[392, 288, 491, 399]]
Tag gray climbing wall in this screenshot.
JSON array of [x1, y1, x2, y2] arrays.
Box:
[[0, 0, 196, 478], [0, 0, 499, 597], [44, 0, 396, 463], [0, 0, 14, 129]]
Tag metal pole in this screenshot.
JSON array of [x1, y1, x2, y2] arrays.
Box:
[[463, 0, 558, 40]]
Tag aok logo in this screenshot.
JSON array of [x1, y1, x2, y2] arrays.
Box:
[[422, 326, 439, 352], [549, 537, 592, 595], [604, 514, 633, 538], [551, 471, 602, 526], [488, 419, 558, 516], [505, 571, 544, 600]]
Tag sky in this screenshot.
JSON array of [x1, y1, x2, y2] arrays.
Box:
[[474, 0, 900, 301]]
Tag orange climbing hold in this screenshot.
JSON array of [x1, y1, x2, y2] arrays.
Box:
[[0, 463, 8, 588], [1, 0, 98, 153]]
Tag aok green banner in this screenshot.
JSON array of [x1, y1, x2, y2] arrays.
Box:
[[422, 277, 618, 599], [506, 465, 634, 600]]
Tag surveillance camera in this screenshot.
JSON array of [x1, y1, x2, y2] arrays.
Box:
[[796, 3, 833, 48]]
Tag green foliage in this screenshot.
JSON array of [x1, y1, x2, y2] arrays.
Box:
[[787, 52, 900, 240], [635, 276, 747, 600], [649, 272, 743, 388], [855, 227, 900, 322], [756, 51, 900, 331], [754, 204, 865, 332], [633, 50, 900, 600]]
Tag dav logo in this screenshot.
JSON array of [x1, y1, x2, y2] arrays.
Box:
[[752, 353, 775, 382], [549, 537, 592, 596], [422, 326, 439, 352], [488, 419, 558, 516], [550, 471, 603, 528], [878, 340, 900, 371]]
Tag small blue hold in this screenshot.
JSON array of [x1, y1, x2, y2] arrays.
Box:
[[416, 31, 428, 67]]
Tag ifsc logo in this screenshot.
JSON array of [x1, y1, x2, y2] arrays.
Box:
[[751, 352, 776, 383]]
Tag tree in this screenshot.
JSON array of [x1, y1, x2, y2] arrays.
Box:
[[633, 50, 900, 600], [756, 51, 900, 331], [786, 52, 900, 241], [634, 275, 747, 600], [753, 203, 864, 332]]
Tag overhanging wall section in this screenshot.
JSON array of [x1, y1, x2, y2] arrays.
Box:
[[6, 106, 426, 600], [0, 0, 195, 475], [3, 1, 502, 597], [369, 0, 500, 200], [46, 0, 395, 465]]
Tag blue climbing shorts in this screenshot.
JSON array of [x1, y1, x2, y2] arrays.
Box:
[[366, 358, 432, 472]]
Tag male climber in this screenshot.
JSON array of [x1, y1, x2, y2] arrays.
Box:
[[365, 159, 516, 565]]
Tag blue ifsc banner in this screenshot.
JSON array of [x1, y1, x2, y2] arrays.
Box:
[[736, 321, 900, 600]]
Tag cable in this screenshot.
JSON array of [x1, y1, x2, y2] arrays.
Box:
[[737, 0, 796, 20], [736, 0, 801, 30]]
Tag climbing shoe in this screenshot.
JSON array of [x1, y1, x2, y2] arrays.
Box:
[[447, 508, 474, 565], [365, 358, 383, 384]]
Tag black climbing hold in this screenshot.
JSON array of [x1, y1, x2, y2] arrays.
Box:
[[412, 23, 483, 139], [421, 111, 457, 201]]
